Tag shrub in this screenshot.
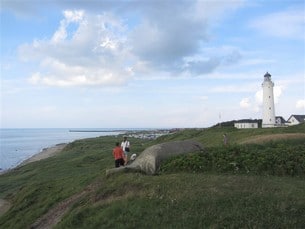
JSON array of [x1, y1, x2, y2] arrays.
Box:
[[160, 140, 305, 177]]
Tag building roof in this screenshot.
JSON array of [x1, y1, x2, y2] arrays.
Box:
[[234, 119, 259, 123], [288, 115, 305, 123], [275, 116, 286, 123]]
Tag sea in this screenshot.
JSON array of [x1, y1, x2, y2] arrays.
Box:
[[0, 128, 127, 172]]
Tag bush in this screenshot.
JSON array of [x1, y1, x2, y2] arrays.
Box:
[[160, 139, 305, 177]]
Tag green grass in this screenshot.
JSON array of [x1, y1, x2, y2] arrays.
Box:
[[156, 122, 305, 147], [0, 123, 305, 228], [56, 174, 305, 228]]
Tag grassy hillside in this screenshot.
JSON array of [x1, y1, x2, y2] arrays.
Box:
[[156, 122, 305, 147], [0, 123, 304, 228]]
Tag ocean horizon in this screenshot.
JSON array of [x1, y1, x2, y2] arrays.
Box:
[[0, 128, 132, 171]]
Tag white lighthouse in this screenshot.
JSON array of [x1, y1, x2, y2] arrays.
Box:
[[262, 72, 276, 128]]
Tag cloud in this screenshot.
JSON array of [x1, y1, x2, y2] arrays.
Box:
[[250, 8, 305, 40], [255, 85, 283, 105], [128, 3, 209, 72], [129, 3, 244, 74], [15, 1, 246, 87], [210, 83, 258, 93], [51, 10, 85, 44], [255, 89, 263, 105], [184, 58, 221, 75], [296, 99, 305, 109], [173, 46, 241, 76], [0, 0, 40, 18], [273, 86, 283, 104], [20, 10, 133, 87], [240, 97, 251, 108]]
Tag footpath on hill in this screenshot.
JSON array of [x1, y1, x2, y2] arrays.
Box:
[[239, 133, 305, 144]]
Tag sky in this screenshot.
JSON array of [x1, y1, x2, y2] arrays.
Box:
[[0, 0, 304, 128]]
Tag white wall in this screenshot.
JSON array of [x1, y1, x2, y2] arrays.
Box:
[[234, 123, 258, 129]]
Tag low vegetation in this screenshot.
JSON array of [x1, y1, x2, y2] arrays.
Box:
[[0, 123, 304, 228], [161, 139, 305, 176]]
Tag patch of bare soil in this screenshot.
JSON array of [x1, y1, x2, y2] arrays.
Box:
[[20, 143, 67, 166], [0, 199, 11, 216], [239, 133, 305, 144]]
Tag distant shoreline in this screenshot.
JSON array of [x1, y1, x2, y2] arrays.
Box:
[[0, 143, 67, 175], [69, 130, 128, 132], [19, 143, 67, 166]]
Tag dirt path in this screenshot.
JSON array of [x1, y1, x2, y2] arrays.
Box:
[[239, 133, 305, 144], [30, 182, 99, 229], [0, 199, 11, 216]]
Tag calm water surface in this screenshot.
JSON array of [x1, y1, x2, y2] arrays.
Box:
[[0, 128, 124, 171]]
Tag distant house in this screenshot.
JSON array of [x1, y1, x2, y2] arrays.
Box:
[[275, 116, 286, 126], [234, 119, 259, 129], [287, 115, 305, 126]]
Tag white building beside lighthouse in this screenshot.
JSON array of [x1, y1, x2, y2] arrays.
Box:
[[262, 72, 276, 128]]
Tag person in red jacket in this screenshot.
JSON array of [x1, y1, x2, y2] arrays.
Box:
[[113, 142, 125, 168]]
